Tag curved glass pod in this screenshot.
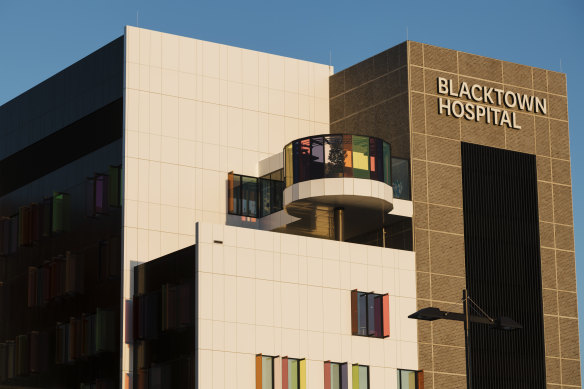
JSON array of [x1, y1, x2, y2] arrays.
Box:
[[284, 134, 391, 188]]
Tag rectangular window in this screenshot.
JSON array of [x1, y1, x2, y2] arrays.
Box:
[[391, 157, 411, 200], [241, 176, 258, 217], [52, 192, 70, 233], [324, 361, 347, 389], [256, 354, 275, 389], [397, 369, 424, 389], [108, 165, 122, 207], [282, 357, 306, 389], [351, 364, 369, 389], [351, 290, 389, 338], [95, 174, 108, 214], [383, 143, 391, 186]]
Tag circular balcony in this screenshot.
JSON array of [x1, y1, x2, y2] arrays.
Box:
[[282, 134, 394, 240]]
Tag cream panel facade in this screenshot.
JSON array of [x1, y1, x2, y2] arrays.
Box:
[[196, 222, 418, 389], [122, 26, 331, 381]]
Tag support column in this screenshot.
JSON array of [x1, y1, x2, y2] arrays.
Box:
[[334, 207, 344, 241]]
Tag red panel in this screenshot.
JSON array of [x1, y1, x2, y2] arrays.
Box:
[[324, 361, 331, 389], [383, 294, 390, 337], [282, 357, 288, 389], [417, 370, 424, 389], [228, 172, 234, 213]]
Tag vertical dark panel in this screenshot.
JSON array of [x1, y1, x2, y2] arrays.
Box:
[[461, 142, 546, 389]]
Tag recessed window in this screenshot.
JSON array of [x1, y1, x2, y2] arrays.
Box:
[[282, 357, 306, 389], [324, 361, 347, 389], [351, 364, 369, 389], [256, 354, 275, 389], [351, 290, 390, 338], [398, 369, 424, 389]]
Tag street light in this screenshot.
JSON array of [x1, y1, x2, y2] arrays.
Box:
[[408, 289, 522, 389]]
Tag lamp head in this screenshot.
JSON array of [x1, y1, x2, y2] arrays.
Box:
[[408, 307, 445, 321]]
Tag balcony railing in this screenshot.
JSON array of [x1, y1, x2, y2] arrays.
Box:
[[284, 134, 391, 188], [227, 173, 284, 218]]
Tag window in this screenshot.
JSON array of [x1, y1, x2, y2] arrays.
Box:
[[391, 157, 411, 200], [52, 192, 70, 233], [282, 357, 306, 389], [228, 173, 284, 218], [324, 361, 347, 389], [108, 165, 122, 207], [351, 290, 390, 338], [398, 369, 424, 389], [351, 364, 369, 389], [256, 354, 275, 389]]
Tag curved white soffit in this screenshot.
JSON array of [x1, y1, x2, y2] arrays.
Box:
[[283, 177, 393, 216]]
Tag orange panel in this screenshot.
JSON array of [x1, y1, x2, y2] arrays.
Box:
[[256, 354, 262, 389], [383, 294, 390, 337]]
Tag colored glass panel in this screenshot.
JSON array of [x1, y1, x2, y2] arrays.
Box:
[[310, 137, 325, 180], [260, 178, 271, 217], [289, 358, 298, 389], [383, 294, 390, 337], [392, 157, 410, 200], [324, 135, 344, 178], [357, 292, 367, 336], [352, 365, 359, 389], [231, 174, 241, 215], [299, 359, 306, 389], [342, 135, 353, 177], [398, 370, 417, 389], [352, 136, 369, 179], [331, 363, 340, 389], [358, 366, 368, 389], [241, 176, 258, 217], [383, 142, 391, 186], [298, 138, 311, 182], [262, 356, 273, 389], [285, 144, 294, 187]]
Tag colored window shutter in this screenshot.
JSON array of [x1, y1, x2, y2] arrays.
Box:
[[351, 290, 358, 335], [256, 355, 263, 389], [341, 363, 348, 389], [417, 371, 424, 389], [324, 361, 331, 389], [282, 357, 288, 389], [383, 294, 390, 337], [299, 359, 306, 389]]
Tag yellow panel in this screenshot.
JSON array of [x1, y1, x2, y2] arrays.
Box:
[[299, 359, 306, 389]]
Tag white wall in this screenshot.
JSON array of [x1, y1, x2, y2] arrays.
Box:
[[196, 222, 418, 389], [122, 26, 332, 383]]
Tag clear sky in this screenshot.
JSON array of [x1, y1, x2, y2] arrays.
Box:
[[1, 0, 583, 380]]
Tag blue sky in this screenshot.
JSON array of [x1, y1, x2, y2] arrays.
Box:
[[2, 0, 584, 380]]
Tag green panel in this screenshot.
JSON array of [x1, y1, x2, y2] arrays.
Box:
[[358, 366, 368, 389], [331, 363, 340, 389], [352, 365, 359, 389], [289, 359, 298, 389], [285, 144, 293, 187], [352, 136, 369, 179], [262, 356, 273, 389]]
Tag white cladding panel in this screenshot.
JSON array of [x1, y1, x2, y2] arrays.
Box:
[[196, 222, 418, 389], [122, 26, 332, 381]]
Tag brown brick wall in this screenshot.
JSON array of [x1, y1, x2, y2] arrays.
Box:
[[407, 41, 579, 388]]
